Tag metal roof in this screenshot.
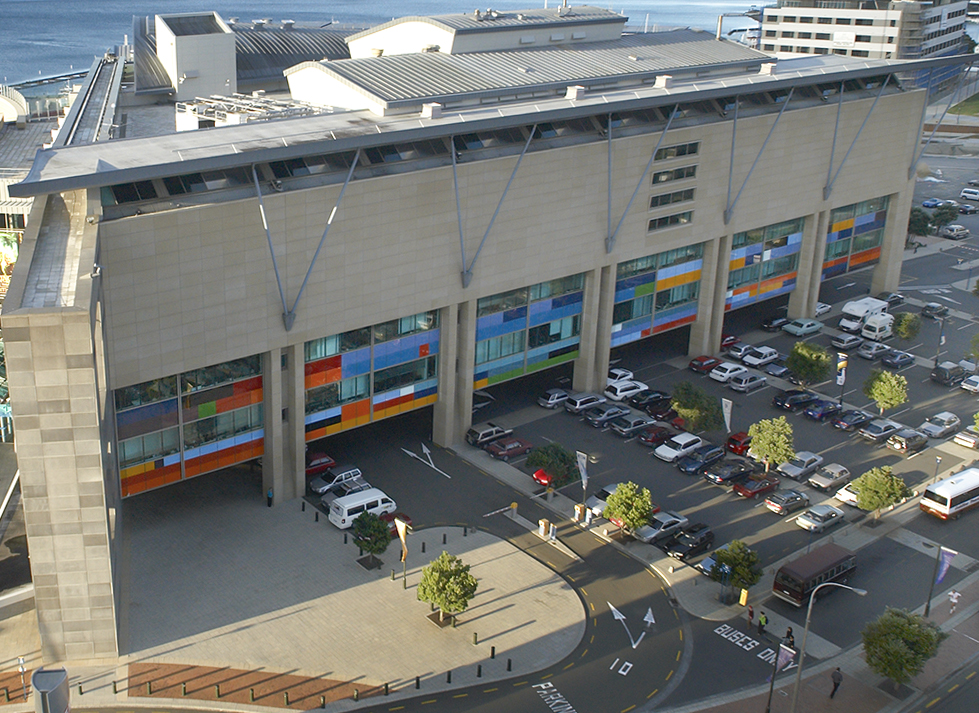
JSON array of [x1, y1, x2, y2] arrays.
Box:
[[235, 28, 352, 84], [290, 29, 769, 109], [133, 15, 174, 94], [345, 5, 625, 41], [159, 13, 225, 37]]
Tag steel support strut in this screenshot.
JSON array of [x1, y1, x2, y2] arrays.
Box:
[[824, 81, 845, 200], [251, 165, 289, 323], [910, 63, 973, 179], [823, 76, 889, 201], [606, 105, 679, 253]]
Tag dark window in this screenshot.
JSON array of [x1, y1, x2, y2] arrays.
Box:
[[836, 18, 851, 25]]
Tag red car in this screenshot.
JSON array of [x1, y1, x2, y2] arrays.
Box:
[[533, 469, 571, 487], [733, 474, 780, 499], [638, 425, 676, 448], [485, 436, 533, 461], [380, 511, 413, 537], [725, 432, 752, 456], [721, 334, 740, 350], [305, 452, 336, 477], [689, 356, 722, 374]]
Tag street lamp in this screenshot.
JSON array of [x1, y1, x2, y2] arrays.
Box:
[[934, 455, 943, 485], [934, 317, 947, 368], [789, 583, 868, 713]]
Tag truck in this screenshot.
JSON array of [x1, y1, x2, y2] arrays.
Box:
[[860, 312, 894, 341], [838, 297, 888, 333]]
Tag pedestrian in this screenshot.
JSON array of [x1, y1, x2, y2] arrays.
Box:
[[785, 627, 795, 648], [914, 243, 919, 254], [758, 611, 767, 636], [830, 667, 843, 698], [747, 604, 754, 631], [267, 487, 273, 508], [949, 590, 961, 614]]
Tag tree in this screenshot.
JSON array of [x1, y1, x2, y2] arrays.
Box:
[[526, 443, 576, 487], [785, 341, 832, 387], [931, 203, 959, 231], [352, 512, 392, 560], [894, 313, 922, 341], [711, 540, 762, 590], [671, 381, 724, 432], [417, 551, 479, 623], [908, 207, 931, 238], [747, 416, 794, 472], [863, 608, 948, 687], [603, 481, 653, 532], [863, 369, 909, 415], [973, 411, 979, 431], [854, 466, 913, 520]]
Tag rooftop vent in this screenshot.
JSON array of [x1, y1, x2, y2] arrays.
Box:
[[228, 17, 238, 24], [654, 75, 673, 89], [423, 44, 441, 52], [759, 62, 776, 75], [565, 85, 585, 100], [422, 102, 443, 119], [371, 48, 384, 57], [252, 18, 267, 28], [281, 19, 295, 29]]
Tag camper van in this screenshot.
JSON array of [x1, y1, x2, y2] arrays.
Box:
[[838, 297, 888, 333], [860, 313, 894, 341]]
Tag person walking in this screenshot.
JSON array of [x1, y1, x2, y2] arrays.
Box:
[[830, 668, 843, 698], [785, 627, 795, 648], [758, 611, 767, 636], [949, 590, 961, 614], [747, 605, 754, 631]]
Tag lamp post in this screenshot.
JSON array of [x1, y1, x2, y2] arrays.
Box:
[[789, 583, 868, 713], [934, 455, 943, 485], [934, 317, 946, 368]]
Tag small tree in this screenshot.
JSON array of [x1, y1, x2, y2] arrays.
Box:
[[863, 608, 948, 688], [931, 203, 959, 231], [894, 313, 922, 341], [863, 368, 908, 415], [747, 416, 795, 472], [526, 443, 576, 486], [854, 466, 913, 520], [711, 540, 762, 590], [352, 512, 392, 563], [603, 481, 653, 532], [973, 411, 979, 431], [417, 551, 479, 623], [908, 207, 931, 238], [671, 381, 724, 432], [785, 341, 832, 387]]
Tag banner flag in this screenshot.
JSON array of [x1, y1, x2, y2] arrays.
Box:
[[576, 451, 588, 491], [936, 546, 958, 585]]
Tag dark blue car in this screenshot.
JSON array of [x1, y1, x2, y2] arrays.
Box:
[[832, 409, 874, 431], [804, 400, 842, 422], [882, 350, 914, 369], [676, 444, 726, 474]]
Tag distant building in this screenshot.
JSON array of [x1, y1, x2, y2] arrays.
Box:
[[760, 0, 969, 92]]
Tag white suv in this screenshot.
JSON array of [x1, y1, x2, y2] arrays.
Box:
[[654, 433, 704, 462]]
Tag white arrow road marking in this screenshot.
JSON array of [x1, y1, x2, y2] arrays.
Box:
[[400, 446, 451, 478], [644, 608, 656, 627], [608, 602, 646, 649]]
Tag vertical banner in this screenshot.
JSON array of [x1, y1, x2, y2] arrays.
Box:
[[936, 546, 958, 585], [721, 398, 733, 433], [836, 352, 848, 386], [395, 518, 409, 562], [776, 643, 796, 673], [576, 450, 588, 492]]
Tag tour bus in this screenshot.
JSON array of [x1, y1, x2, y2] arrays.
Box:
[[772, 543, 857, 607], [920, 468, 979, 520]]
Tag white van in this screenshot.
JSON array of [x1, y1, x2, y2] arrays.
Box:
[[960, 188, 979, 201], [328, 487, 397, 529], [861, 313, 894, 342]]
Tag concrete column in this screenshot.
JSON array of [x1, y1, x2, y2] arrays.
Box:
[[871, 190, 911, 294], [285, 343, 305, 499], [689, 235, 729, 356], [262, 348, 287, 503], [574, 265, 614, 393], [432, 303, 459, 447], [788, 210, 827, 319]]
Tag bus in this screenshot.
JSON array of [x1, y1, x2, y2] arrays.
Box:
[[772, 543, 856, 607], [920, 469, 979, 520]]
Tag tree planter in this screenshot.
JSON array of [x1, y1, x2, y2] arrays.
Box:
[[357, 554, 382, 570], [427, 612, 455, 629]]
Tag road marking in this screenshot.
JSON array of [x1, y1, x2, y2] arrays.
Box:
[[590, 602, 595, 612], [563, 663, 575, 670], [647, 688, 659, 699], [926, 697, 941, 708], [389, 706, 406, 711], [513, 681, 529, 686], [676, 650, 682, 661], [967, 671, 977, 679], [679, 629, 683, 641], [621, 706, 637, 713], [453, 693, 469, 698], [949, 684, 959, 693], [420, 699, 437, 705], [666, 670, 673, 681], [581, 588, 588, 596], [483, 687, 498, 693], [581, 648, 588, 657]]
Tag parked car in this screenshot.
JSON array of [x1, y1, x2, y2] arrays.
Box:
[[804, 400, 842, 422], [772, 389, 818, 411], [859, 418, 901, 443], [733, 474, 780, 499], [638, 425, 677, 448], [703, 457, 757, 486], [533, 468, 567, 487], [666, 524, 715, 559], [729, 373, 768, 393], [960, 203, 979, 215], [538, 388, 570, 409], [941, 224, 970, 240], [782, 318, 823, 336], [305, 451, 337, 477], [742, 346, 780, 367], [921, 302, 949, 319], [485, 436, 534, 461], [922, 198, 945, 208], [721, 334, 741, 349], [466, 422, 514, 448], [607, 368, 633, 385], [832, 409, 874, 432], [886, 428, 929, 455], [762, 315, 790, 332], [954, 425, 979, 449], [961, 375, 979, 393], [765, 361, 793, 379], [857, 341, 890, 360], [634, 510, 690, 544], [654, 433, 705, 462], [610, 412, 656, 437], [875, 291, 905, 306], [796, 505, 845, 532], [689, 355, 722, 374], [881, 350, 914, 369], [835, 481, 862, 507], [564, 392, 607, 414], [727, 343, 755, 361], [831, 333, 864, 350], [584, 403, 631, 427], [646, 401, 680, 421], [931, 361, 966, 386], [709, 362, 748, 383], [777, 451, 824, 481], [808, 463, 851, 492], [919, 411, 961, 439], [725, 431, 752, 455], [676, 444, 726, 474], [765, 489, 810, 516], [585, 483, 620, 516], [628, 389, 670, 409], [814, 302, 832, 317], [379, 511, 413, 538], [308, 465, 364, 496], [605, 380, 649, 402]]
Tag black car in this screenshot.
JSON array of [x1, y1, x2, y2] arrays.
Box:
[[629, 390, 670, 409], [921, 302, 949, 319], [772, 390, 818, 411], [875, 291, 905, 306], [761, 315, 789, 332], [666, 524, 715, 560], [832, 409, 874, 431], [881, 350, 914, 369], [703, 457, 757, 486], [676, 444, 726, 474], [765, 489, 810, 516]]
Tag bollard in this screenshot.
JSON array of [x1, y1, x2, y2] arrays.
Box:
[[315, 512, 319, 522], [384, 682, 389, 696], [473, 632, 478, 646], [452, 616, 457, 628], [415, 676, 420, 690], [2, 689, 7, 703], [113, 681, 118, 694], [320, 695, 325, 708], [507, 658, 512, 671], [491, 646, 496, 659], [284, 691, 290, 706], [359, 546, 363, 556], [442, 533, 447, 544], [182, 683, 187, 696], [215, 684, 220, 698], [421, 541, 426, 553], [250, 688, 255, 702], [403, 577, 407, 590], [391, 569, 395, 581], [302, 501, 305, 512], [78, 685, 83, 696], [147, 681, 152, 695], [477, 665, 482, 678], [446, 671, 452, 684], [353, 689, 360, 701], [344, 533, 347, 544], [463, 526, 467, 536]]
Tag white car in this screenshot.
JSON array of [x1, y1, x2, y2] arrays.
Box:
[[831, 333, 864, 350], [729, 373, 767, 393], [808, 463, 851, 492], [961, 375, 979, 393], [742, 346, 779, 367], [727, 343, 755, 362], [835, 482, 862, 507], [782, 319, 823, 337], [814, 302, 832, 317], [796, 505, 845, 532], [777, 451, 824, 481], [633, 510, 690, 544], [604, 380, 649, 402], [709, 362, 748, 383], [857, 341, 890, 360], [607, 368, 633, 386], [654, 433, 704, 462], [919, 411, 961, 439], [585, 483, 620, 517]]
